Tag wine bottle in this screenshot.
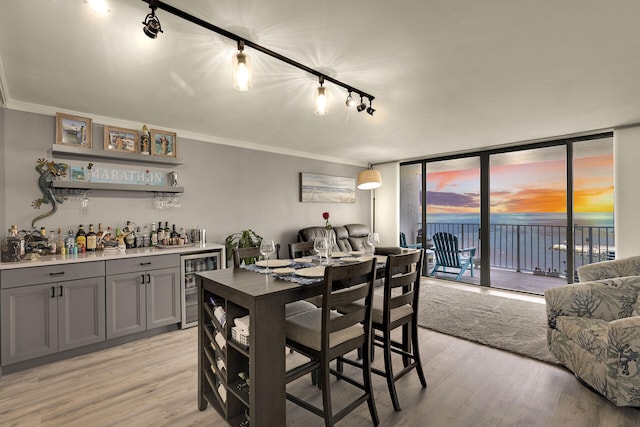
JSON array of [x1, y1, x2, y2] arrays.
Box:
[[76, 225, 86, 253], [157, 221, 165, 244], [170, 224, 179, 238], [86, 224, 97, 252], [96, 223, 104, 251], [150, 222, 158, 246]]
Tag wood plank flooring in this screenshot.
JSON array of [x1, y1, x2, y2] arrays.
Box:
[[1, 290, 639, 426]]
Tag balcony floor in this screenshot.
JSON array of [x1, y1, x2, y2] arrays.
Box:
[[429, 267, 567, 295]]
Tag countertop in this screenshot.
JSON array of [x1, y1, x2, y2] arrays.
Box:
[[0, 243, 225, 270]]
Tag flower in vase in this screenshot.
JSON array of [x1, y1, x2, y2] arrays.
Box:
[[322, 212, 332, 230]]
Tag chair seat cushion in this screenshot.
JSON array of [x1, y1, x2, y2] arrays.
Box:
[[556, 316, 610, 362], [339, 294, 413, 325], [285, 308, 364, 351], [285, 300, 318, 318]]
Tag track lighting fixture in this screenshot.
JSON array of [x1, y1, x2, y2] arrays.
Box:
[[139, 0, 375, 116], [233, 40, 252, 91], [345, 91, 356, 107], [356, 96, 367, 112], [366, 99, 376, 116], [315, 76, 328, 116], [142, 0, 163, 39]]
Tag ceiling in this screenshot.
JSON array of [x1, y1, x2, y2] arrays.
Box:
[[1, 0, 639, 166]]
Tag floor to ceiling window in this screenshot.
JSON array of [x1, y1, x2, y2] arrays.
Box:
[[399, 133, 614, 295]]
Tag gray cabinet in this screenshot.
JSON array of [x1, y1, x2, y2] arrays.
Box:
[[105, 255, 180, 339], [1, 262, 105, 365]]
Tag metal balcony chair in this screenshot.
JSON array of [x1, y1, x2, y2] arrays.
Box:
[[430, 232, 476, 281], [284, 260, 379, 426]]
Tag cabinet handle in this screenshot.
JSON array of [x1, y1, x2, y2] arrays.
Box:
[[141, 274, 146, 284], [146, 273, 151, 284], [59, 286, 63, 297], [51, 286, 56, 298], [140, 262, 152, 266], [49, 271, 65, 276]]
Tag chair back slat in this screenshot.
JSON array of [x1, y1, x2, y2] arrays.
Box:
[[233, 245, 280, 268], [321, 259, 376, 348], [289, 241, 315, 259], [432, 232, 462, 268], [384, 251, 423, 319]]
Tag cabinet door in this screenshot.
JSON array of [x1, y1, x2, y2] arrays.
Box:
[[147, 267, 180, 330], [1, 283, 57, 365], [58, 277, 106, 351], [106, 272, 146, 339]]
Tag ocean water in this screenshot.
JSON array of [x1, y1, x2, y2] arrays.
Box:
[[426, 212, 613, 227]]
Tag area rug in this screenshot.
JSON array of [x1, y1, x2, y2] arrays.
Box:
[[417, 281, 559, 364]]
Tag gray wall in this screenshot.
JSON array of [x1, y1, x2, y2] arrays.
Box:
[[1, 109, 369, 252]]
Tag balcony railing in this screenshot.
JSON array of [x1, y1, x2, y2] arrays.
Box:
[[424, 223, 615, 278]]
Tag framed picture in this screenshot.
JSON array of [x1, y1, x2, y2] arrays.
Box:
[[55, 113, 92, 148], [104, 126, 138, 153], [70, 166, 86, 182], [300, 173, 356, 203], [150, 129, 177, 157]]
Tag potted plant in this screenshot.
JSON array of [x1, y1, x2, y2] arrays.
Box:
[[224, 229, 263, 267]]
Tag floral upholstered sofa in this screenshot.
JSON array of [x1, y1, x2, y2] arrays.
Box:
[[545, 256, 640, 406]]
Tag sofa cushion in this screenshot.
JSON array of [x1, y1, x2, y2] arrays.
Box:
[[556, 316, 609, 362], [345, 223, 370, 251]]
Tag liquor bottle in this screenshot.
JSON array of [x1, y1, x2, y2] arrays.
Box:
[[179, 226, 188, 244], [48, 229, 57, 255], [86, 224, 97, 252], [150, 223, 158, 246], [96, 223, 104, 251], [56, 228, 66, 255], [157, 221, 165, 245], [164, 221, 170, 238], [142, 225, 149, 247], [103, 226, 112, 247], [66, 230, 75, 252], [170, 224, 179, 239], [76, 225, 86, 253]]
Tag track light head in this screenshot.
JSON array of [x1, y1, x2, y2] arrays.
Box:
[[345, 91, 356, 107], [315, 77, 328, 116], [233, 40, 252, 91], [142, 1, 163, 39], [366, 99, 375, 116], [356, 96, 367, 112]]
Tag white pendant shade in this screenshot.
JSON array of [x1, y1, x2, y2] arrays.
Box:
[[357, 169, 382, 189]]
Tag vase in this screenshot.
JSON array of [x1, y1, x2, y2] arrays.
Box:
[[324, 229, 335, 261]]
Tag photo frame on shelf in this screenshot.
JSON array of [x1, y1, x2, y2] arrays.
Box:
[[300, 172, 356, 203], [103, 126, 139, 153], [150, 129, 177, 157], [55, 113, 92, 148]]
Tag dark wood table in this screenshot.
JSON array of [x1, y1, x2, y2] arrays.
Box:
[[197, 267, 323, 427]]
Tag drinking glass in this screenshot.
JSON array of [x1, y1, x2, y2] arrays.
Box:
[[313, 236, 324, 264], [260, 240, 276, 272], [366, 232, 379, 256]]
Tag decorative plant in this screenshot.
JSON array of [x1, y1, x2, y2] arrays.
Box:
[[323, 211, 332, 230], [224, 229, 263, 267]]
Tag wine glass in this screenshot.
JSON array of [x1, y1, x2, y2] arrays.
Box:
[[366, 232, 379, 256], [314, 236, 327, 265], [260, 240, 276, 272]]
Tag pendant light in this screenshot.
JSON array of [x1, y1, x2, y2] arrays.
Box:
[[314, 76, 328, 116], [357, 163, 382, 190], [233, 40, 252, 92]]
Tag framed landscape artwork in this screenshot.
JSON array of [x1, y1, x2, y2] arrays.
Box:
[[300, 173, 356, 203], [103, 126, 138, 153], [150, 129, 177, 157], [55, 113, 92, 148]]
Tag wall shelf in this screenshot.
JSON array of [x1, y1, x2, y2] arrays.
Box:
[[51, 144, 184, 166], [52, 181, 183, 193]]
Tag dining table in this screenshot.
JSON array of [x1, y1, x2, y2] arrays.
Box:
[[196, 254, 386, 427]]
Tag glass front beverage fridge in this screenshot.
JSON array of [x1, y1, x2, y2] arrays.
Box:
[[181, 250, 223, 328]]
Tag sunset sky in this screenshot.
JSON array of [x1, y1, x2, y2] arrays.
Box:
[[426, 154, 614, 214]]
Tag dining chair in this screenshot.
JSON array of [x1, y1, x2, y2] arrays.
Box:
[[289, 241, 316, 259], [430, 231, 476, 281], [232, 246, 314, 318], [232, 244, 281, 268], [338, 250, 427, 411], [284, 259, 379, 427]]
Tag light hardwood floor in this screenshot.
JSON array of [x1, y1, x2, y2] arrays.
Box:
[[1, 291, 639, 426]]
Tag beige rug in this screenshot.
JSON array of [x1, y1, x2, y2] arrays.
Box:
[[417, 281, 559, 364]]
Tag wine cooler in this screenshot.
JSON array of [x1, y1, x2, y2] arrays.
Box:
[[181, 249, 224, 328]]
